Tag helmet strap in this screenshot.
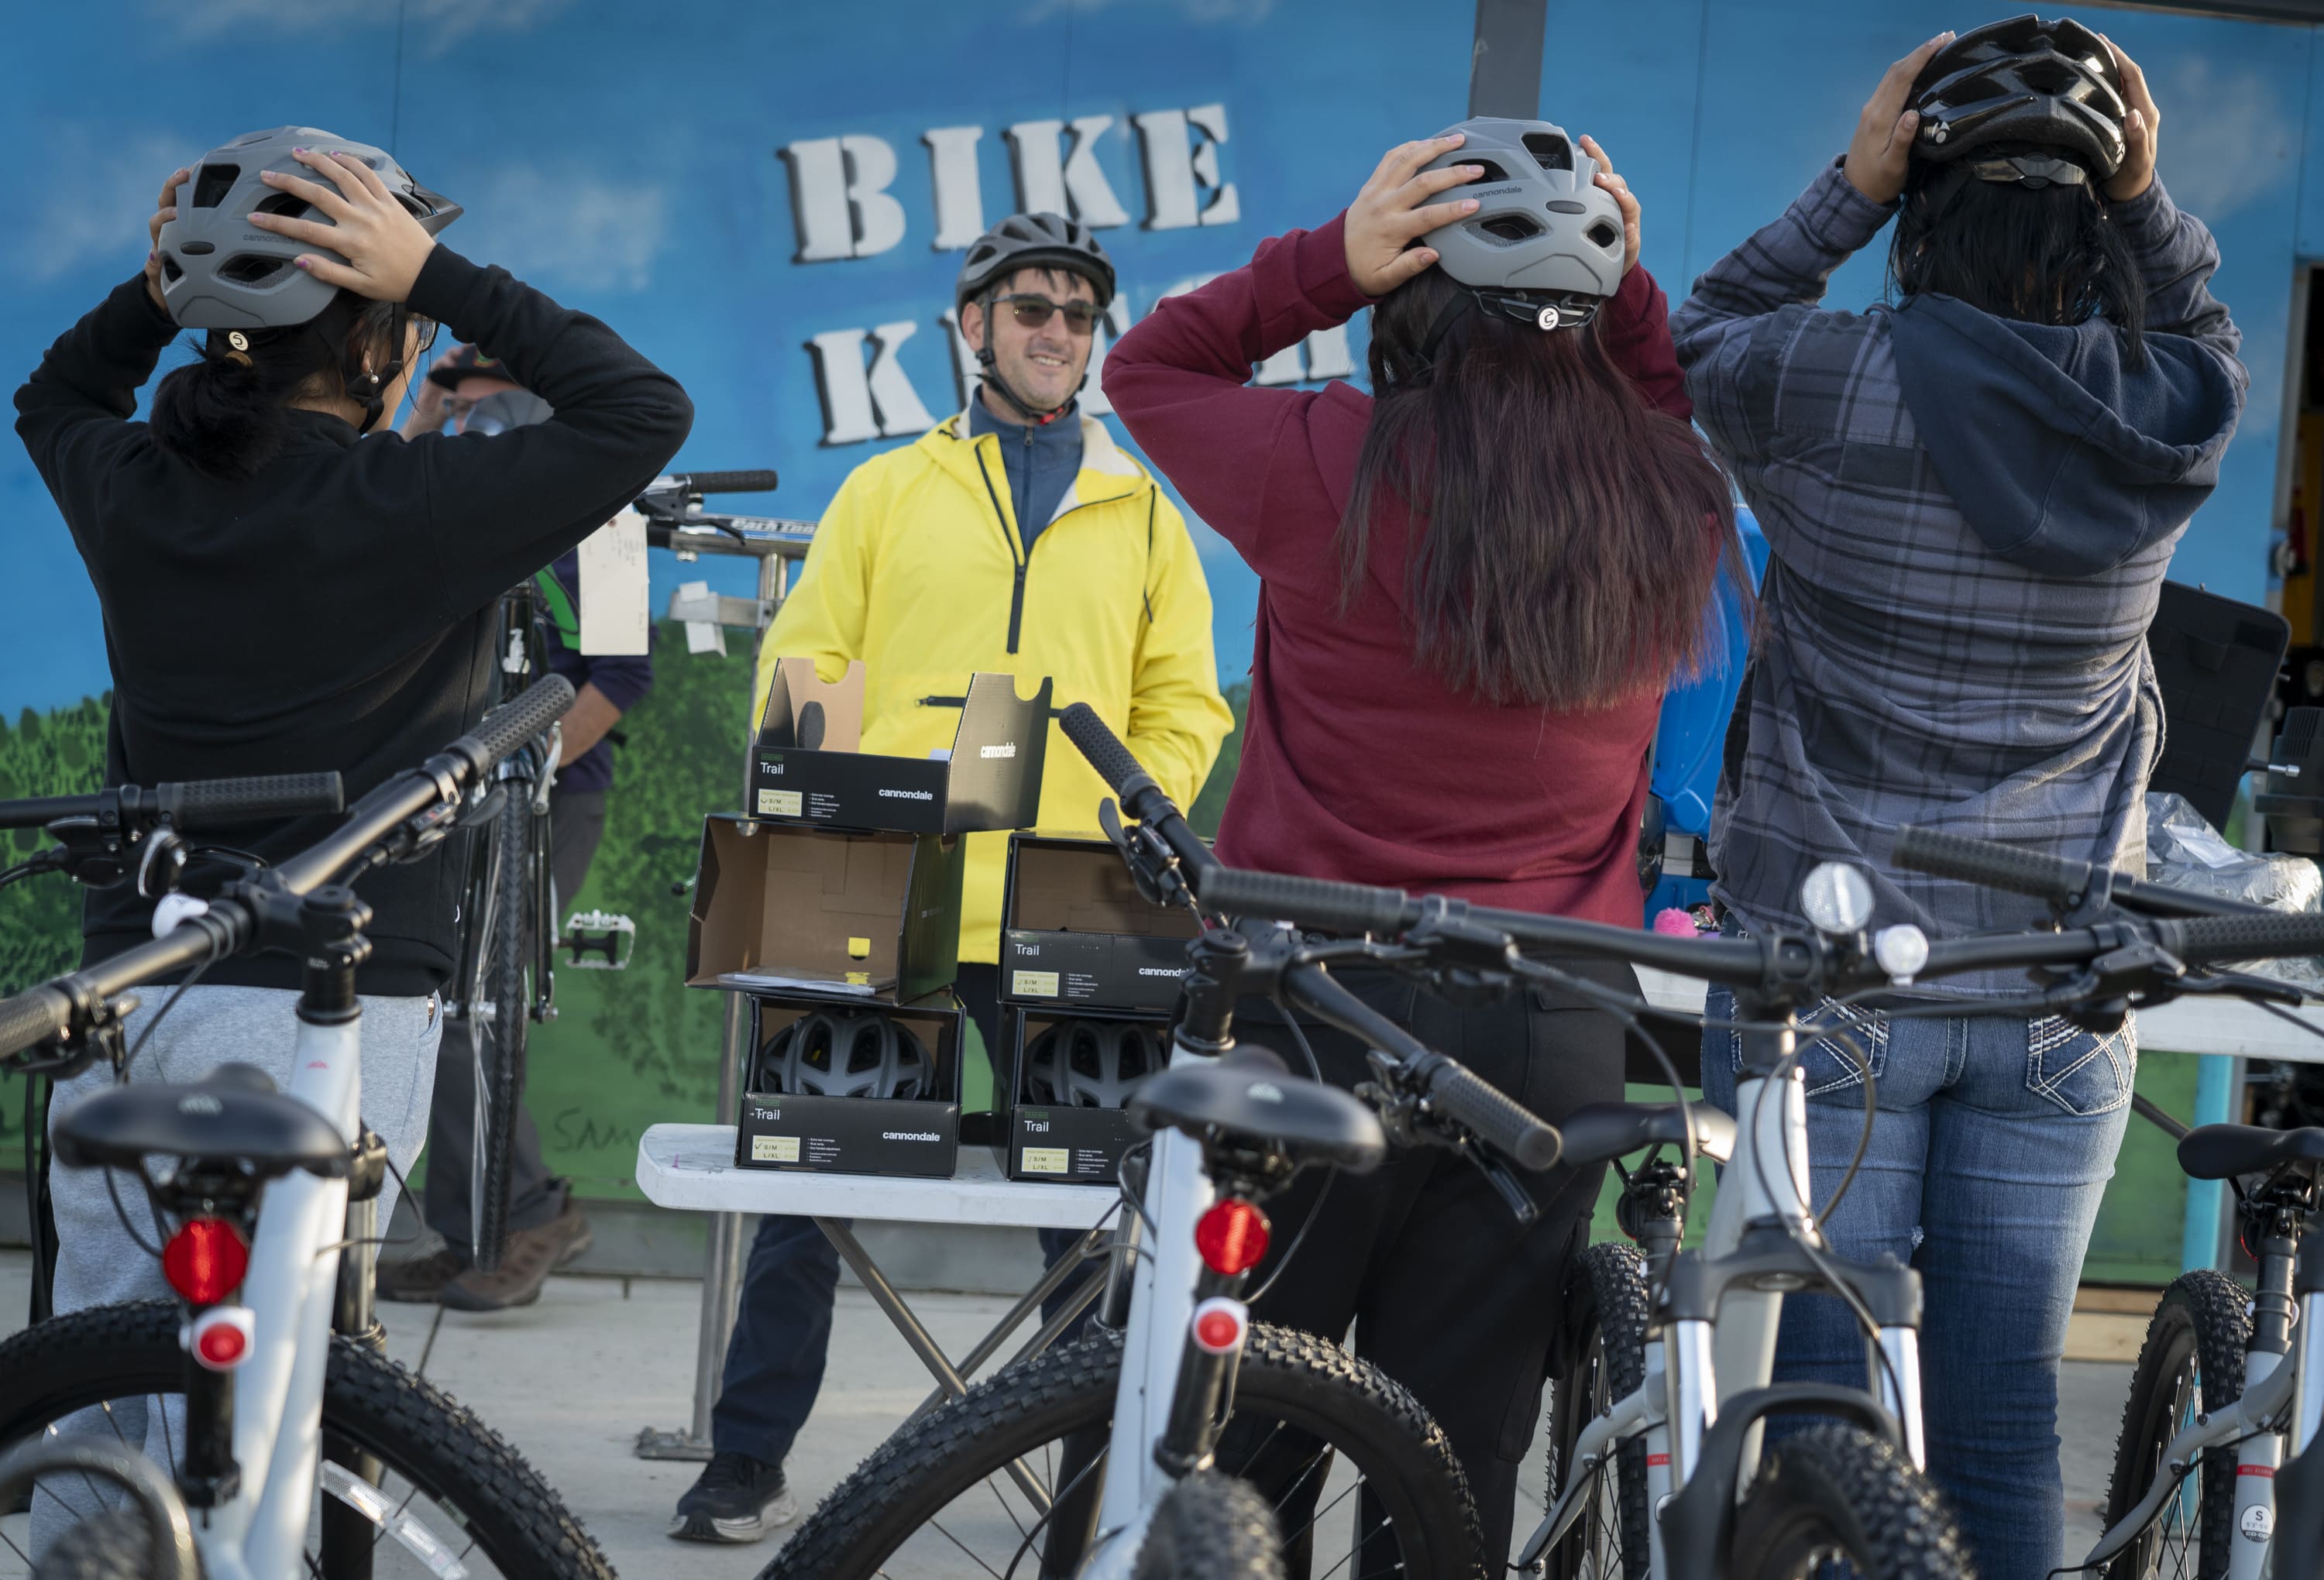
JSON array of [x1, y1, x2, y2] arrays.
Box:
[[342, 304, 410, 431], [1417, 291, 1477, 369]]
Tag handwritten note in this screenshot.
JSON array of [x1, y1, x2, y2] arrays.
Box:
[[577, 507, 650, 655]]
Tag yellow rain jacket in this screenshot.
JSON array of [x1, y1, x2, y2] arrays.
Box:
[[754, 410, 1234, 963]]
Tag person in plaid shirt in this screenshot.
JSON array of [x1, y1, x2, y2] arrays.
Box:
[[1672, 22, 2246, 1578]]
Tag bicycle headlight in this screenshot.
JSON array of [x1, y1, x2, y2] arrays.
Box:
[[1800, 862, 1875, 936]]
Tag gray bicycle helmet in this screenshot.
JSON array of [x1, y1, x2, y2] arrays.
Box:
[[156, 126, 461, 330], [755, 1010, 933, 1100], [1417, 118, 1626, 331], [1910, 15, 2126, 186], [1024, 1019, 1164, 1111], [954, 212, 1116, 314]]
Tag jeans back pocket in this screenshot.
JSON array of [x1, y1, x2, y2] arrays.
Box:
[[1719, 992, 1889, 1098], [2027, 1014, 2137, 1117]]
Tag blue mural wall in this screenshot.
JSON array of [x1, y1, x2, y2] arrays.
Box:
[[2, 0, 2318, 718]]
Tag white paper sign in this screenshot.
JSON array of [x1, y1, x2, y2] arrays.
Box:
[[672, 579, 728, 656], [576, 507, 650, 655]]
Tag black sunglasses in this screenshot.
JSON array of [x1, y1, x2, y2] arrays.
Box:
[[991, 294, 1102, 335]]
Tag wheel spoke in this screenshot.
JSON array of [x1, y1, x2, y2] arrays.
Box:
[[927, 1516, 1009, 1579], [1283, 1475, 1360, 1556]]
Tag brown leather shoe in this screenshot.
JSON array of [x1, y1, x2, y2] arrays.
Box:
[[376, 1237, 469, 1304], [439, 1197, 593, 1312]]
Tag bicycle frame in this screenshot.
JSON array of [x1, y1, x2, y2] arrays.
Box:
[[1521, 1002, 1929, 1580]]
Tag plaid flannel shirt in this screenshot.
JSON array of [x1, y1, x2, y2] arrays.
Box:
[[1671, 163, 2246, 991]]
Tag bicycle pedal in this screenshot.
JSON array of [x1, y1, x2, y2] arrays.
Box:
[[563, 909, 637, 969]]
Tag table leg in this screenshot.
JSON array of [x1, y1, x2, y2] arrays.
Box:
[[2181, 1053, 2241, 1274], [818, 1217, 1054, 1515], [899, 1221, 1115, 1424]]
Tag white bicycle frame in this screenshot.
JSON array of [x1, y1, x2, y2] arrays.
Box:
[[1521, 1047, 1929, 1580], [2078, 1255, 2323, 1575]]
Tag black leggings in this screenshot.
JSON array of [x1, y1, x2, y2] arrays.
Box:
[[1229, 960, 1630, 1573]]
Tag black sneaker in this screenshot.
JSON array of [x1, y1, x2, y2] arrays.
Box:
[[376, 1238, 469, 1304], [668, 1452, 799, 1544]]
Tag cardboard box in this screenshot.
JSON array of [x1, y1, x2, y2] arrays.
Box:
[[999, 833, 1202, 1014], [1001, 1006, 1170, 1183], [737, 993, 963, 1178], [687, 816, 964, 1004], [752, 660, 1049, 835]]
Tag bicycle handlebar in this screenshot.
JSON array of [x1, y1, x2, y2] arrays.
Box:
[[449, 675, 577, 781], [1893, 825, 2274, 922], [1424, 1058, 1563, 1170], [0, 773, 345, 833], [0, 984, 74, 1061], [1057, 702, 1215, 877], [665, 469, 780, 496]]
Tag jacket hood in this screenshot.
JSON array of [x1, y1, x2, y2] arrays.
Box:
[[1887, 294, 2243, 575]]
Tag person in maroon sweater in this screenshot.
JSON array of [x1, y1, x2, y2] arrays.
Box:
[[1105, 123, 1738, 1568]]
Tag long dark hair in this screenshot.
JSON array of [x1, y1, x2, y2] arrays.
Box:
[[1889, 157, 2147, 367], [150, 293, 403, 481], [1342, 269, 1742, 711]]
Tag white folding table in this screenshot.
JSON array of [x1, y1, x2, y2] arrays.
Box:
[[633, 1123, 1122, 1460]]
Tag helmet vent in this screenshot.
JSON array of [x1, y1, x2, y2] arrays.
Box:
[[160, 256, 184, 284], [1477, 213, 1545, 243], [1587, 220, 1621, 250], [1521, 132, 1573, 171], [1468, 159, 1511, 184], [191, 165, 241, 209], [218, 255, 289, 286], [254, 192, 311, 220]]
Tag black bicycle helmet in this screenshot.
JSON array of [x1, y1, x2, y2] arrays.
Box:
[[753, 1010, 933, 1100], [954, 212, 1116, 314], [1417, 117, 1626, 335], [156, 125, 462, 331], [1910, 15, 2126, 185], [1024, 1019, 1165, 1111]]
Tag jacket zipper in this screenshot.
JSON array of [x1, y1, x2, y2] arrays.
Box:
[[972, 445, 1029, 654]]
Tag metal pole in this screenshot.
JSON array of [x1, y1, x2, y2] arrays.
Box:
[[1468, 0, 1548, 118]]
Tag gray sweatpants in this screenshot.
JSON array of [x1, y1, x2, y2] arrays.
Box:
[[35, 986, 442, 1548]]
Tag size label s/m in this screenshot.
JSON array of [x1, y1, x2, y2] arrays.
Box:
[[751, 1135, 801, 1163], [1012, 970, 1061, 998], [1020, 1147, 1069, 1174], [757, 789, 803, 817]]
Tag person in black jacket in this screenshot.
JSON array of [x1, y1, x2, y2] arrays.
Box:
[[12, 127, 693, 1375]]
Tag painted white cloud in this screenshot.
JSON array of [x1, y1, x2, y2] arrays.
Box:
[[449, 166, 670, 294], [2155, 60, 2291, 226], [15, 125, 196, 285], [165, 0, 570, 53]]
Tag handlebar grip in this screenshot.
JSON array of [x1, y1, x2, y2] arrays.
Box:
[[160, 772, 345, 830], [673, 469, 780, 495], [1425, 1060, 1563, 1172], [1201, 867, 1418, 938], [0, 984, 74, 1060], [1893, 826, 2086, 904], [1059, 702, 1150, 799], [2171, 911, 2324, 964], [451, 676, 576, 780]]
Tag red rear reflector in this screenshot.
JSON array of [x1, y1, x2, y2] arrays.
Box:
[[197, 1321, 247, 1367], [1194, 1200, 1270, 1276], [1191, 1297, 1248, 1355], [163, 1218, 249, 1305]]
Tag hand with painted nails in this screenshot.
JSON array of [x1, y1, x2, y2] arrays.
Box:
[[144, 167, 188, 310], [1844, 31, 1954, 206], [1343, 133, 1484, 297], [1577, 135, 1642, 276], [246, 147, 438, 304], [2101, 35, 2159, 202]]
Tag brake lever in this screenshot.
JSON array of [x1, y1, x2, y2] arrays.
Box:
[[1356, 1060, 1541, 1225], [1097, 798, 1195, 915]]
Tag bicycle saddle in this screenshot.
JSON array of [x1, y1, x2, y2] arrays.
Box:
[[53, 1063, 351, 1180], [1128, 1048, 1386, 1173], [2177, 1122, 2324, 1182], [1558, 1102, 1736, 1168]]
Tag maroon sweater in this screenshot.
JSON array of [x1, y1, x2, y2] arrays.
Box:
[[1105, 214, 1692, 930]]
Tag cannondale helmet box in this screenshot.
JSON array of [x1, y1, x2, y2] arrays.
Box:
[[686, 815, 968, 1176], [752, 659, 1049, 835], [997, 833, 1200, 1183]]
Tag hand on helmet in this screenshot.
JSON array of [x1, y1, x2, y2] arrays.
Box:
[[1577, 136, 1641, 276], [1343, 135, 1483, 297], [2102, 36, 2158, 202], [143, 167, 190, 311], [1844, 32, 1954, 207], [246, 148, 438, 304]]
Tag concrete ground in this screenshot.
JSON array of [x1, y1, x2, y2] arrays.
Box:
[[0, 1248, 2129, 1575]]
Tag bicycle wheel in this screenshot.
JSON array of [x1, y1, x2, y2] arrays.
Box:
[[2099, 1269, 2251, 1580], [1133, 1472, 1285, 1579], [0, 1300, 614, 1580], [1728, 1422, 1972, 1579], [758, 1324, 1485, 1580], [33, 1514, 146, 1578], [1544, 1242, 1650, 1580], [473, 784, 537, 1273]]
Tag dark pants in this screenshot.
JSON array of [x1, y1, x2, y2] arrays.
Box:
[[422, 787, 607, 1250], [1226, 963, 1628, 1574], [712, 963, 1008, 1466]]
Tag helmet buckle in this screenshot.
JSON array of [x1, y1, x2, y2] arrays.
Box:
[[1534, 304, 1562, 332]]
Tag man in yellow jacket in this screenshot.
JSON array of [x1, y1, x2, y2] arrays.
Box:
[[670, 212, 1232, 1544]]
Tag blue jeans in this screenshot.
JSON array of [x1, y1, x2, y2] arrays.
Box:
[[1700, 986, 2135, 1580]]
